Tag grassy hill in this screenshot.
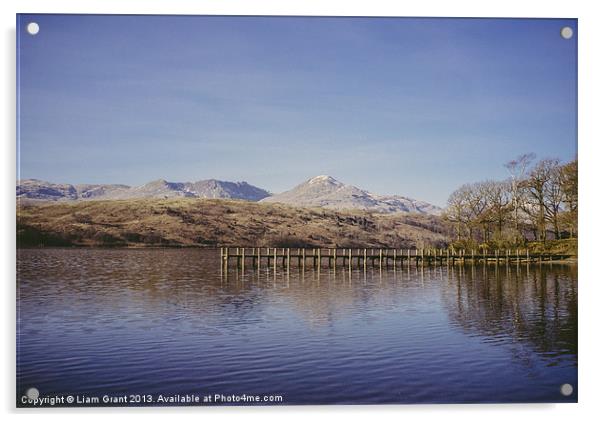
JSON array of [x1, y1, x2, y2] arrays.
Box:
[[17, 198, 449, 248]]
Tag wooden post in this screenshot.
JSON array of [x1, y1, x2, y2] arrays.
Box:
[[379, 249, 383, 268], [516, 248, 520, 263], [363, 248, 367, 271], [241, 247, 245, 271], [286, 248, 290, 270], [333, 248, 337, 267], [302, 248, 306, 270], [273, 247, 277, 268], [317, 248, 321, 268], [348, 248, 352, 271], [393, 249, 397, 267]]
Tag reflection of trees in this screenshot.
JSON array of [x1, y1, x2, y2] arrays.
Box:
[[442, 264, 577, 365]]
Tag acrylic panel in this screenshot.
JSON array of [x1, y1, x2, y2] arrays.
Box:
[[16, 15, 577, 407]]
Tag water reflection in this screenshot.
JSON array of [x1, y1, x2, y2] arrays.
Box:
[[443, 264, 577, 365], [17, 249, 577, 404]]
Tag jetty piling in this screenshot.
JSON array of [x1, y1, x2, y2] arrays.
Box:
[[219, 247, 571, 269]]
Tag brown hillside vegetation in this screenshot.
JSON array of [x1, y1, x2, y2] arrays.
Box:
[[17, 198, 449, 248]]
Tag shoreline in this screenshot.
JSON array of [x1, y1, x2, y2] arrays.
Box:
[[16, 245, 578, 265]]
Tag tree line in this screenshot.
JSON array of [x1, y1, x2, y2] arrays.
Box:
[[444, 153, 577, 248]]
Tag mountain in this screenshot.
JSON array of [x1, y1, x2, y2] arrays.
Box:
[[75, 183, 132, 199], [17, 179, 271, 202], [17, 179, 131, 201], [187, 179, 271, 201], [260, 175, 442, 215], [17, 179, 79, 201]]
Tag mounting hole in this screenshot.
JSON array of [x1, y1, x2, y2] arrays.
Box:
[[560, 383, 573, 396], [26, 22, 39, 35], [560, 26, 573, 40], [26, 387, 39, 400]]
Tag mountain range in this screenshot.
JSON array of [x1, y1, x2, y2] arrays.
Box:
[[17, 176, 441, 215], [17, 178, 271, 202]]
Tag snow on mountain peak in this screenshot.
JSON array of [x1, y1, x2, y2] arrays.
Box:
[[307, 175, 340, 185]]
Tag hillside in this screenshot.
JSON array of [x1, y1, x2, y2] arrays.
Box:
[[17, 198, 449, 248], [261, 175, 441, 215]]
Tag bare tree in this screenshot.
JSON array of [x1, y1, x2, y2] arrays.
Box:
[[481, 179, 512, 242], [523, 159, 559, 241], [467, 182, 490, 242], [504, 153, 535, 242], [444, 182, 489, 243], [444, 184, 473, 241], [543, 160, 564, 239], [560, 159, 578, 237]]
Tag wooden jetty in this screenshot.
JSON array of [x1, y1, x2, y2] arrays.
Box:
[[220, 247, 574, 269]]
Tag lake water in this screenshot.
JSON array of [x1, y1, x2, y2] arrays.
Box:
[[17, 248, 577, 406]]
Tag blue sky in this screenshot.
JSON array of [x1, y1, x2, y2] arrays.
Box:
[[17, 15, 577, 206]]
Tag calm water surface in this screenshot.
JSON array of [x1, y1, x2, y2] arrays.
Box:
[[17, 249, 577, 405]]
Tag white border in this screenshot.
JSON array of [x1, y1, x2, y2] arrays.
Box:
[[3, 1, 601, 421]]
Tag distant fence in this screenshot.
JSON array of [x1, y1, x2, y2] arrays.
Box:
[[220, 247, 575, 269]]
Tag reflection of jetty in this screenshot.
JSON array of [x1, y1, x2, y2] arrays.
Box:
[[220, 247, 574, 269]]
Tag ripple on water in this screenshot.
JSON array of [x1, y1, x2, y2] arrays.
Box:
[[17, 249, 577, 403]]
